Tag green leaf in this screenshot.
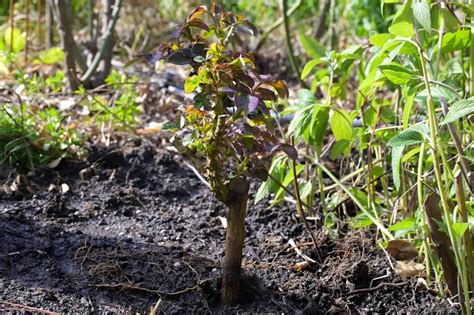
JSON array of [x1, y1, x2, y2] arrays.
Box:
[[184, 75, 201, 93], [299, 31, 326, 59], [299, 181, 313, 201], [441, 97, 474, 125], [391, 146, 404, 191], [388, 3, 414, 38], [440, 30, 470, 54], [254, 156, 286, 204], [385, 70, 412, 85], [35, 47, 64, 65], [379, 63, 418, 85], [388, 129, 424, 147], [309, 105, 329, 147], [330, 109, 353, 141], [452, 222, 469, 238], [287, 105, 313, 140], [369, 33, 395, 47], [330, 139, 351, 160], [390, 217, 416, 231], [3, 27, 25, 53], [412, 1, 431, 33], [415, 86, 459, 106], [298, 89, 316, 106], [301, 59, 321, 80], [440, 8, 460, 32], [275, 164, 304, 201]]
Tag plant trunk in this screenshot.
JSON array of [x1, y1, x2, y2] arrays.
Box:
[[51, 0, 78, 90], [91, 0, 115, 86], [220, 177, 249, 307]]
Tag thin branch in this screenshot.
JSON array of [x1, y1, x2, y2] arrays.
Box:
[[80, 0, 123, 83]]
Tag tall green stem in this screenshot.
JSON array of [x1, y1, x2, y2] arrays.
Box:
[[471, 0, 474, 96], [418, 44, 471, 314], [281, 0, 306, 87]]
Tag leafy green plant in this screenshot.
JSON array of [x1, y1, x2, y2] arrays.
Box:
[[272, 0, 474, 313], [0, 96, 81, 171], [129, 2, 292, 306]]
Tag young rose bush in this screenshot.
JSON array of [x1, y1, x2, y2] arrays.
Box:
[[129, 1, 294, 306]]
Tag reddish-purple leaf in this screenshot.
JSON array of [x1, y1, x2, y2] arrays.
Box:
[[210, 1, 222, 15], [271, 80, 289, 98], [187, 5, 207, 22], [270, 144, 298, 160], [260, 74, 274, 82], [188, 19, 210, 32], [234, 73, 254, 88], [167, 52, 192, 65], [235, 94, 259, 112], [255, 87, 277, 101]]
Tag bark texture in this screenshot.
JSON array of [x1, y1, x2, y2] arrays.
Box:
[[220, 177, 249, 307]]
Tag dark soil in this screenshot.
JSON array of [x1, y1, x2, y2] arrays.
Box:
[[0, 142, 457, 314]]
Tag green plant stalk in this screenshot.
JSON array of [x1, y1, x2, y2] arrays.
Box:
[[25, 0, 30, 62], [433, 2, 445, 80], [375, 146, 391, 208], [417, 143, 437, 289], [455, 171, 474, 293], [366, 103, 383, 222], [281, 0, 305, 87], [9, 0, 14, 54], [290, 157, 322, 261], [316, 153, 328, 216], [328, 0, 335, 50], [418, 45, 471, 313], [471, 0, 474, 96], [255, 0, 302, 52], [310, 157, 393, 240]]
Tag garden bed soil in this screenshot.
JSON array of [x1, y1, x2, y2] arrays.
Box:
[[0, 142, 457, 314]]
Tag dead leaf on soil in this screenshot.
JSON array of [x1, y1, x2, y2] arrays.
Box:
[[290, 261, 312, 272], [218, 216, 227, 229], [47, 158, 62, 169], [386, 239, 418, 261], [136, 122, 161, 135], [394, 260, 424, 277]]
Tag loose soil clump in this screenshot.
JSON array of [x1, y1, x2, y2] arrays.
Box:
[[0, 143, 456, 313]]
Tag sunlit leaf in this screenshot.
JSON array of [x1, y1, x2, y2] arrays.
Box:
[[4, 27, 25, 53], [440, 30, 470, 54], [369, 33, 395, 47], [452, 222, 469, 238], [412, 1, 431, 33], [301, 59, 321, 80], [330, 109, 353, 141], [388, 130, 424, 147], [36, 47, 64, 65], [299, 31, 326, 59], [441, 97, 474, 125], [388, 3, 414, 38]]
